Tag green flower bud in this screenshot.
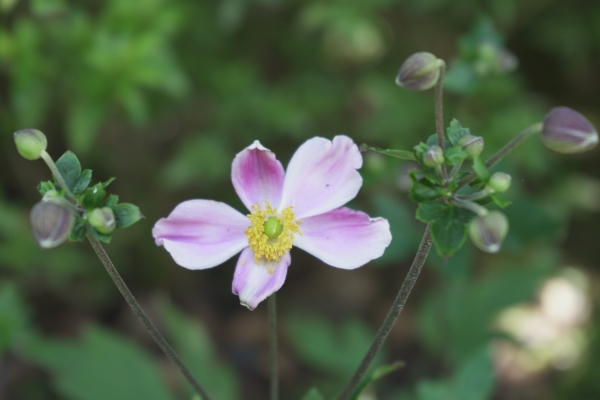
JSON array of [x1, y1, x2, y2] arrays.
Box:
[[263, 216, 283, 239], [488, 172, 511, 193], [458, 135, 484, 157], [541, 107, 598, 154], [395, 52, 444, 91], [88, 207, 116, 234], [468, 211, 509, 254], [30, 201, 74, 249], [423, 145, 444, 167], [14, 128, 48, 160]]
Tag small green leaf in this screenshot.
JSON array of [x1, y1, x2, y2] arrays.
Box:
[[472, 156, 490, 182], [417, 201, 475, 257], [112, 203, 143, 229], [409, 176, 447, 202], [89, 226, 111, 244], [82, 183, 107, 209], [101, 177, 116, 188], [444, 146, 468, 166], [300, 388, 326, 400], [37, 181, 56, 196], [447, 119, 470, 145], [69, 217, 87, 242], [362, 144, 416, 161], [103, 194, 119, 208], [55, 151, 82, 192], [489, 193, 511, 208], [425, 134, 452, 149], [72, 169, 92, 195], [350, 361, 404, 400]]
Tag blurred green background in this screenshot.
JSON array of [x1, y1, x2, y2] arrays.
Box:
[[1, 0, 600, 399]]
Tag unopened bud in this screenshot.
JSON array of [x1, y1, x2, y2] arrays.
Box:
[[488, 172, 511, 193], [423, 145, 444, 167], [30, 201, 74, 249], [88, 207, 116, 234], [468, 211, 509, 254], [541, 107, 598, 154], [14, 129, 48, 160], [458, 135, 484, 157], [396, 52, 444, 91]]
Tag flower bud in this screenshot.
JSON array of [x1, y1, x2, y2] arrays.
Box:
[[541, 107, 598, 154], [88, 207, 116, 234], [14, 128, 48, 160], [468, 211, 509, 253], [395, 52, 444, 91], [423, 145, 444, 167], [488, 172, 511, 193], [30, 201, 74, 249], [458, 135, 484, 157]]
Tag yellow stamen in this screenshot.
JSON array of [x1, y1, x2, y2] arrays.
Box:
[[245, 200, 301, 271]]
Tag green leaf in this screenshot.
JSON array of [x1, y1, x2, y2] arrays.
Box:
[[37, 181, 56, 196], [489, 193, 511, 208], [300, 388, 326, 400], [0, 283, 33, 357], [89, 226, 111, 244], [350, 361, 404, 400], [72, 169, 92, 195], [444, 146, 468, 166], [24, 326, 176, 400], [69, 217, 87, 242], [447, 119, 470, 145], [409, 173, 447, 202], [101, 177, 115, 188], [82, 183, 107, 209], [55, 151, 82, 192], [417, 201, 475, 257], [452, 348, 495, 400], [111, 203, 143, 229], [362, 144, 416, 161], [103, 194, 119, 208], [425, 135, 452, 149], [472, 156, 490, 182]]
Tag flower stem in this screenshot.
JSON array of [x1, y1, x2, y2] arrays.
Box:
[[268, 294, 278, 400], [335, 227, 433, 400], [40, 151, 77, 202], [434, 63, 448, 181], [458, 122, 543, 188], [451, 197, 489, 217], [87, 234, 212, 400]]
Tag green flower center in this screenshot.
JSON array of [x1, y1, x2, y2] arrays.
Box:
[[263, 216, 284, 239]]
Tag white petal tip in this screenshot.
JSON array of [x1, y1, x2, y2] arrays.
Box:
[[247, 140, 269, 151]]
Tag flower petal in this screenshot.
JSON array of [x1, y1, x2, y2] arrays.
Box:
[[153, 200, 249, 270], [232, 247, 291, 310], [279, 136, 363, 219], [293, 207, 391, 269], [232, 141, 285, 211]]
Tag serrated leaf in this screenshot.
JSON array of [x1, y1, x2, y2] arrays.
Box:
[[69, 218, 87, 242], [82, 183, 106, 209], [112, 203, 143, 229], [472, 156, 490, 182], [350, 361, 404, 400], [447, 119, 470, 145], [55, 151, 82, 192], [301, 388, 326, 400], [103, 194, 119, 208], [72, 169, 92, 195], [490, 193, 511, 208], [417, 201, 475, 257], [89, 226, 111, 244], [37, 181, 56, 196], [444, 146, 468, 166], [362, 144, 416, 161]]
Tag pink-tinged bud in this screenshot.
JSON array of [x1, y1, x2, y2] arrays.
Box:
[[468, 211, 509, 253], [396, 52, 444, 91], [423, 145, 444, 167], [14, 128, 47, 160], [541, 107, 598, 154], [488, 172, 511, 193], [30, 201, 74, 248], [458, 135, 484, 157]]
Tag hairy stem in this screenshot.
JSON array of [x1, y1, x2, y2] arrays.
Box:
[[268, 294, 278, 400], [434, 63, 448, 181], [335, 227, 433, 400], [40, 151, 76, 202], [458, 122, 543, 188], [87, 234, 212, 400], [451, 197, 489, 217]]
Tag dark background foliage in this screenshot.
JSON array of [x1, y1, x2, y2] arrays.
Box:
[[1, 0, 599, 399]]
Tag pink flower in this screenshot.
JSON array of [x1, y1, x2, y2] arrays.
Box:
[[153, 136, 392, 310]]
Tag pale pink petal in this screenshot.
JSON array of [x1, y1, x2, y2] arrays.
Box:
[[293, 207, 391, 269], [153, 200, 250, 270], [232, 141, 285, 211], [232, 247, 291, 310], [279, 136, 363, 219]]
